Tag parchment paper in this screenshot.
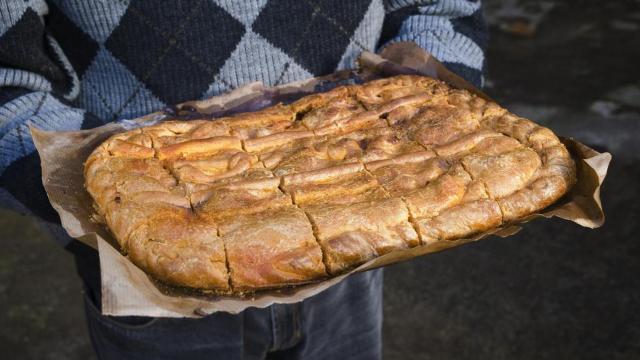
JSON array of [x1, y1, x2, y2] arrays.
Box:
[[31, 44, 611, 317]]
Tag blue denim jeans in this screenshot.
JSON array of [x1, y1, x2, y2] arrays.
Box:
[[76, 240, 383, 360]]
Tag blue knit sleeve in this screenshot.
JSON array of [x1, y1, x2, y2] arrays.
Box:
[[380, 0, 488, 88], [0, 1, 99, 243]]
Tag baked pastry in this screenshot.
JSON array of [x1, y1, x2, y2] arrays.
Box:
[[84, 75, 576, 293]]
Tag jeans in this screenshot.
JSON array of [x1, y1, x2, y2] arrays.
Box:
[[72, 242, 384, 360]]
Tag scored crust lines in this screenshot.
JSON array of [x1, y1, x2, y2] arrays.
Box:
[[84, 75, 576, 294]]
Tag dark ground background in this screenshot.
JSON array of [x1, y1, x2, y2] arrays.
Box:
[[1, 0, 639, 359]]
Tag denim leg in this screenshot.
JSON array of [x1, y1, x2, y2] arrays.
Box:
[[82, 270, 383, 360], [271, 269, 384, 360], [82, 286, 273, 360]]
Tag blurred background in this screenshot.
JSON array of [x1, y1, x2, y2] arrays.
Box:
[[1, 0, 639, 359]]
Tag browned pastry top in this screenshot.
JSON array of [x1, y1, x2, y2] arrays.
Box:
[[84, 75, 576, 293]]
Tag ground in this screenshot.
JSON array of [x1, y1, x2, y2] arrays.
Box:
[[1, 0, 639, 359]]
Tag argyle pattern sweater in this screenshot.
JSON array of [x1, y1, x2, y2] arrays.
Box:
[[0, 0, 487, 247]]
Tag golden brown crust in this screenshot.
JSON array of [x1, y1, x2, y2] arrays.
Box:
[[461, 148, 542, 198], [85, 75, 576, 293], [156, 136, 242, 160], [195, 177, 292, 225], [306, 197, 419, 274], [366, 152, 445, 196], [220, 206, 326, 290], [128, 210, 229, 290], [281, 164, 389, 207], [416, 199, 503, 244]]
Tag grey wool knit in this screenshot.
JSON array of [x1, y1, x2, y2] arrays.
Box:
[[0, 0, 487, 246]]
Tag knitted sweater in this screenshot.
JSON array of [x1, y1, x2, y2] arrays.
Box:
[[0, 0, 487, 247]]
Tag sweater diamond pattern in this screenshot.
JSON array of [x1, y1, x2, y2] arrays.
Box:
[[105, 0, 245, 104], [211, 0, 269, 27], [209, 30, 312, 96], [49, 0, 130, 43], [48, 3, 100, 78], [78, 47, 164, 121], [253, 0, 371, 76]]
